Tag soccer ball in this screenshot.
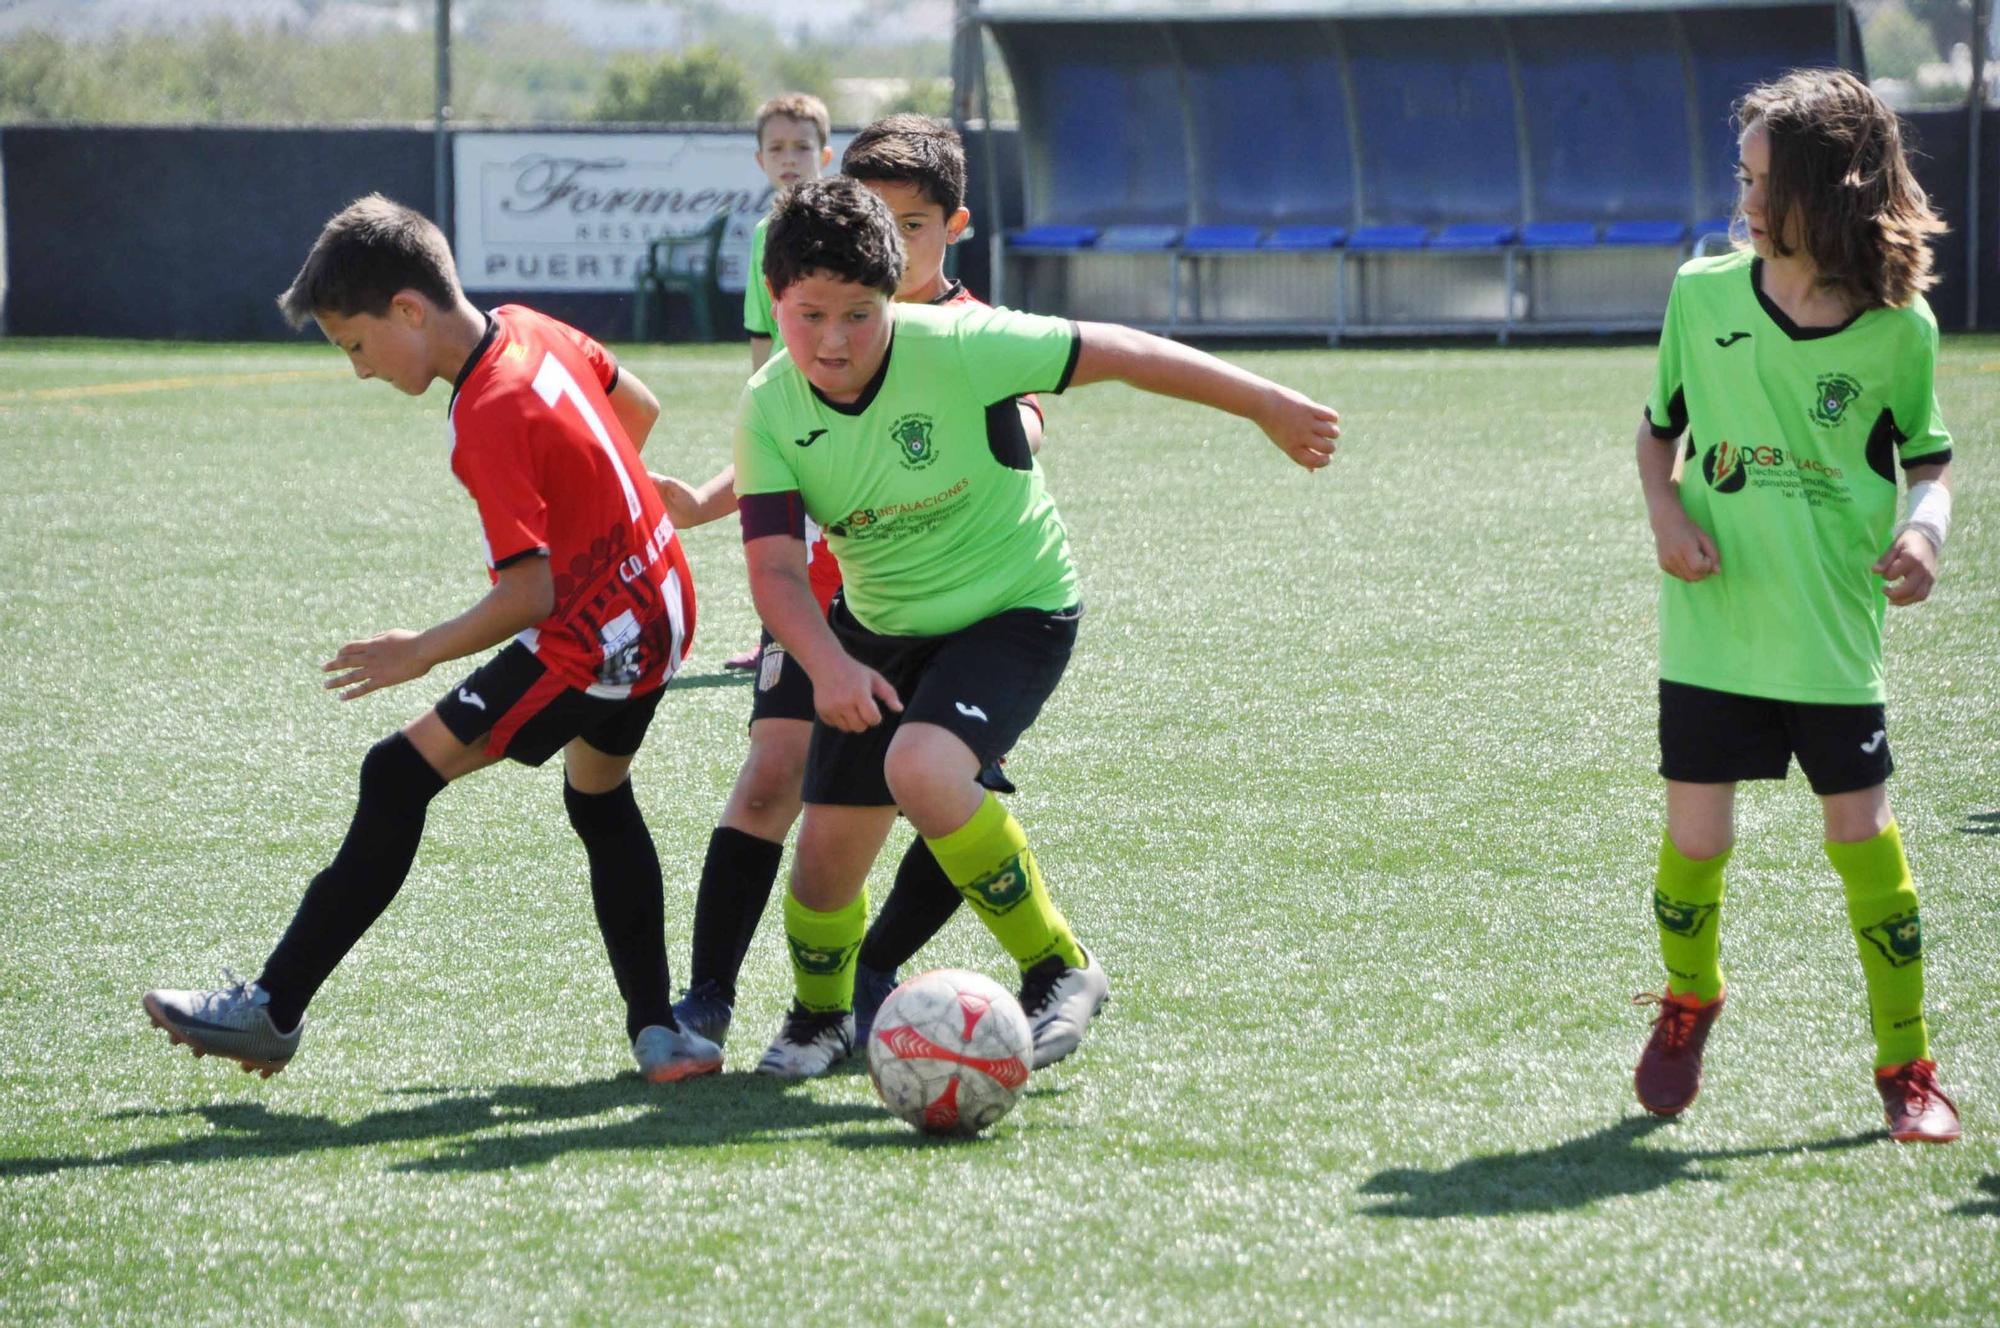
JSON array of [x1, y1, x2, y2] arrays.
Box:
[[867, 968, 1033, 1137]]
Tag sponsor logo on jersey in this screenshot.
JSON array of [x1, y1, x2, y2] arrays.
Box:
[[890, 413, 939, 470], [1714, 331, 1751, 348], [788, 936, 858, 976], [793, 428, 827, 449], [1701, 440, 1749, 493], [966, 854, 1032, 915], [1859, 910, 1923, 967], [1811, 373, 1862, 427], [1654, 892, 1717, 938]]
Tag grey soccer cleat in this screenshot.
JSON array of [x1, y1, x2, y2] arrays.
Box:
[[670, 979, 734, 1048], [631, 1023, 723, 1083], [1018, 950, 1110, 1069], [143, 973, 301, 1078], [754, 1003, 855, 1079]]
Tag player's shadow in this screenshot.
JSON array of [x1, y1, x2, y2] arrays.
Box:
[[1355, 1115, 1882, 1219], [1952, 1175, 2000, 1218], [0, 1074, 875, 1180], [1956, 811, 2000, 837]]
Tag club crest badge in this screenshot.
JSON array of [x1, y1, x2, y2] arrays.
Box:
[[1810, 373, 1862, 427], [890, 413, 939, 470]]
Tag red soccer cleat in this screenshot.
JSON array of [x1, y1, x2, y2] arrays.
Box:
[[1875, 1059, 1961, 1144], [1633, 988, 1725, 1116], [722, 643, 762, 672]]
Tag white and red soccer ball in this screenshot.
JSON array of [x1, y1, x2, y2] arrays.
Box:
[[866, 969, 1033, 1137]]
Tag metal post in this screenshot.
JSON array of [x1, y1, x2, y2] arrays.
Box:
[[434, 0, 452, 238], [1969, 0, 1987, 329], [978, 22, 1007, 308]]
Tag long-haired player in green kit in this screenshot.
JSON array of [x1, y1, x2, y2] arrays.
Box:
[[1633, 69, 1959, 1142]]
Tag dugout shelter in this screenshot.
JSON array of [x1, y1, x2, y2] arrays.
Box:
[[975, 0, 1862, 338]]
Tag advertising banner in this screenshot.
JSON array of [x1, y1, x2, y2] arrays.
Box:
[[453, 130, 849, 293]]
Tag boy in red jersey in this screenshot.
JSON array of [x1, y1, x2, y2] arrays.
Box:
[[650, 117, 1040, 1054], [143, 195, 721, 1085]]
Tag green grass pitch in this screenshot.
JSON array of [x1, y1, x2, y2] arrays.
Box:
[[2, 334, 1995, 1325]]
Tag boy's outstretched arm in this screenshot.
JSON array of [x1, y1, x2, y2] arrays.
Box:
[[609, 370, 661, 452], [1636, 417, 1718, 582], [650, 462, 741, 530], [743, 532, 901, 733], [1066, 323, 1338, 469], [1876, 460, 1952, 606], [322, 557, 555, 701]]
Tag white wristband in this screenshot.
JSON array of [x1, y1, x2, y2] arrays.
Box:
[[1894, 479, 1952, 555]]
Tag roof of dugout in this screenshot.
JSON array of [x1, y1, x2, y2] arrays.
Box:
[[976, 1, 1858, 232], [974, 0, 1837, 17]]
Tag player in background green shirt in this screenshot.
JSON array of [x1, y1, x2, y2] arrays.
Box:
[[1632, 70, 1959, 1142], [737, 178, 1340, 1077], [724, 93, 835, 673]]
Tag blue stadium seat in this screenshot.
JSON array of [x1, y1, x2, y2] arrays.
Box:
[[1604, 220, 1687, 246], [1262, 226, 1347, 250], [1693, 218, 1734, 239], [1098, 224, 1182, 250], [1348, 225, 1429, 250], [1520, 221, 1598, 248], [1010, 224, 1100, 251], [1432, 223, 1516, 249], [1183, 225, 1264, 250]]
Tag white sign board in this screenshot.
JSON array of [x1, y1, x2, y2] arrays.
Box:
[[453, 131, 850, 294]]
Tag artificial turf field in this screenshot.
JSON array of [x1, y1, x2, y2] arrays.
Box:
[[2, 334, 1995, 1326]]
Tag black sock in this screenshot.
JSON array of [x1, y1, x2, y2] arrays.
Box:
[[566, 779, 674, 1040], [858, 837, 963, 972], [257, 732, 447, 1031], [687, 826, 785, 1002]]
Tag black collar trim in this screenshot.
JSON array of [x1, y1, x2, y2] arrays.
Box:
[[808, 324, 895, 417], [1751, 259, 1865, 341], [928, 280, 967, 305], [449, 311, 500, 413]]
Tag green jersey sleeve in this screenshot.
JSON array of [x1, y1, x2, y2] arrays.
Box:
[[952, 304, 1081, 404], [1645, 274, 1689, 438], [1889, 309, 1951, 466], [744, 216, 778, 342], [731, 386, 797, 497]]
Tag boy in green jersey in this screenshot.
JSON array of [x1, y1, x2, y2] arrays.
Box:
[[1633, 70, 1959, 1142], [735, 177, 1339, 1076], [725, 92, 835, 672], [651, 116, 1043, 1056]]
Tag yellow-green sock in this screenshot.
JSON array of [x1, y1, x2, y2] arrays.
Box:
[[1654, 832, 1728, 1003], [783, 887, 867, 1013], [925, 792, 1084, 972], [1826, 821, 1930, 1068]]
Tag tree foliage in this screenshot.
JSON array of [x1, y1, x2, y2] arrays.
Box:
[[592, 45, 753, 124]]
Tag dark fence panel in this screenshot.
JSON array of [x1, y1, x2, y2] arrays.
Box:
[[1178, 21, 1354, 227], [1685, 5, 1851, 222], [3, 125, 434, 340], [1512, 12, 1692, 223]]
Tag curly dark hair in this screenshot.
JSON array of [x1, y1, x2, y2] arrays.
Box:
[[276, 193, 461, 329], [763, 176, 905, 301], [842, 113, 967, 215], [1735, 68, 1946, 310]]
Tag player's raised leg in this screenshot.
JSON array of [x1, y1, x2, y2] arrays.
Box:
[[890, 723, 1107, 1070], [756, 803, 898, 1078], [144, 710, 493, 1075]]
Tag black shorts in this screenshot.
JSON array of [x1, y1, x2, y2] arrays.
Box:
[[435, 642, 665, 768], [749, 627, 815, 726], [1657, 679, 1892, 796], [803, 598, 1079, 807]]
